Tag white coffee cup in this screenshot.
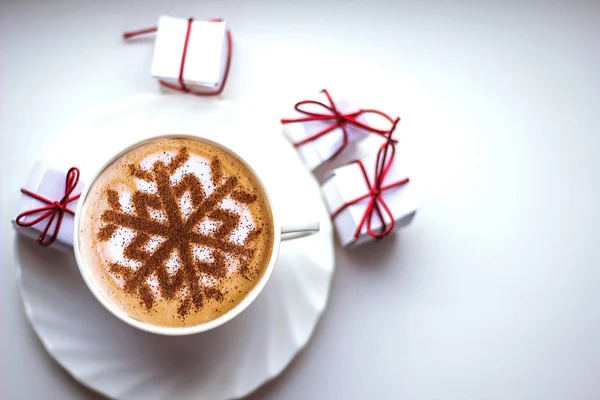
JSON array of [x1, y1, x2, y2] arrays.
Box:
[[73, 134, 319, 335]]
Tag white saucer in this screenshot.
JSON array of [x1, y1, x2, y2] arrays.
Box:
[[15, 94, 335, 400]]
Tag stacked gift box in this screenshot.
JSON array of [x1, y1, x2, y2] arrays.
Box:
[[282, 89, 418, 246]]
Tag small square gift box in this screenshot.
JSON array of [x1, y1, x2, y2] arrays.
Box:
[[321, 140, 418, 246], [12, 163, 84, 252], [124, 15, 232, 96], [281, 89, 398, 170]]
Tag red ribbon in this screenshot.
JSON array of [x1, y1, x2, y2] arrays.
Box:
[[331, 121, 409, 240], [281, 89, 399, 161], [16, 167, 81, 247], [123, 18, 232, 96]]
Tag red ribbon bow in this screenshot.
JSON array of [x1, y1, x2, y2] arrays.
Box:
[[331, 120, 409, 240], [123, 18, 232, 96], [16, 167, 81, 247], [281, 89, 398, 161]]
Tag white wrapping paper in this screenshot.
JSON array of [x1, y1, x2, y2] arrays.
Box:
[[151, 16, 229, 94], [12, 163, 84, 252], [321, 154, 417, 246], [282, 91, 391, 171]]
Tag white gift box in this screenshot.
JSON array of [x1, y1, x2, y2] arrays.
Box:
[[282, 91, 394, 170], [150, 16, 230, 94], [321, 153, 417, 246], [12, 163, 84, 252]]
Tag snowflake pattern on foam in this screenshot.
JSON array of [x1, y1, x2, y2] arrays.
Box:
[[96, 147, 261, 317]]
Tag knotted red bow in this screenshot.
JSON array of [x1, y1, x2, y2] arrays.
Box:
[[123, 18, 232, 96], [331, 120, 409, 240], [16, 167, 81, 246], [281, 89, 398, 160]]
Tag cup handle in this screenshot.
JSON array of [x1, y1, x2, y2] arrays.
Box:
[[281, 220, 320, 241]]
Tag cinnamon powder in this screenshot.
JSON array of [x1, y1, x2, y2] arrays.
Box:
[[96, 147, 262, 319]]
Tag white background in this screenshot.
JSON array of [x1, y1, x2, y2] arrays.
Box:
[[2, 0, 600, 399]]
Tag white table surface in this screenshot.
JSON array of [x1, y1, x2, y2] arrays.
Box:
[[2, 1, 600, 399]]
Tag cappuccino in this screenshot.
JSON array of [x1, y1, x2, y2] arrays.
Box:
[[78, 137, 274, 327]]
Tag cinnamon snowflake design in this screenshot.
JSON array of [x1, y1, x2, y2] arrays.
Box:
[[96, 147, 261, 317]]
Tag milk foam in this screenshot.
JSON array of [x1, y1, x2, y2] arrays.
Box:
[[80, 137, 275, 327], [103, 149, 257, 293]]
